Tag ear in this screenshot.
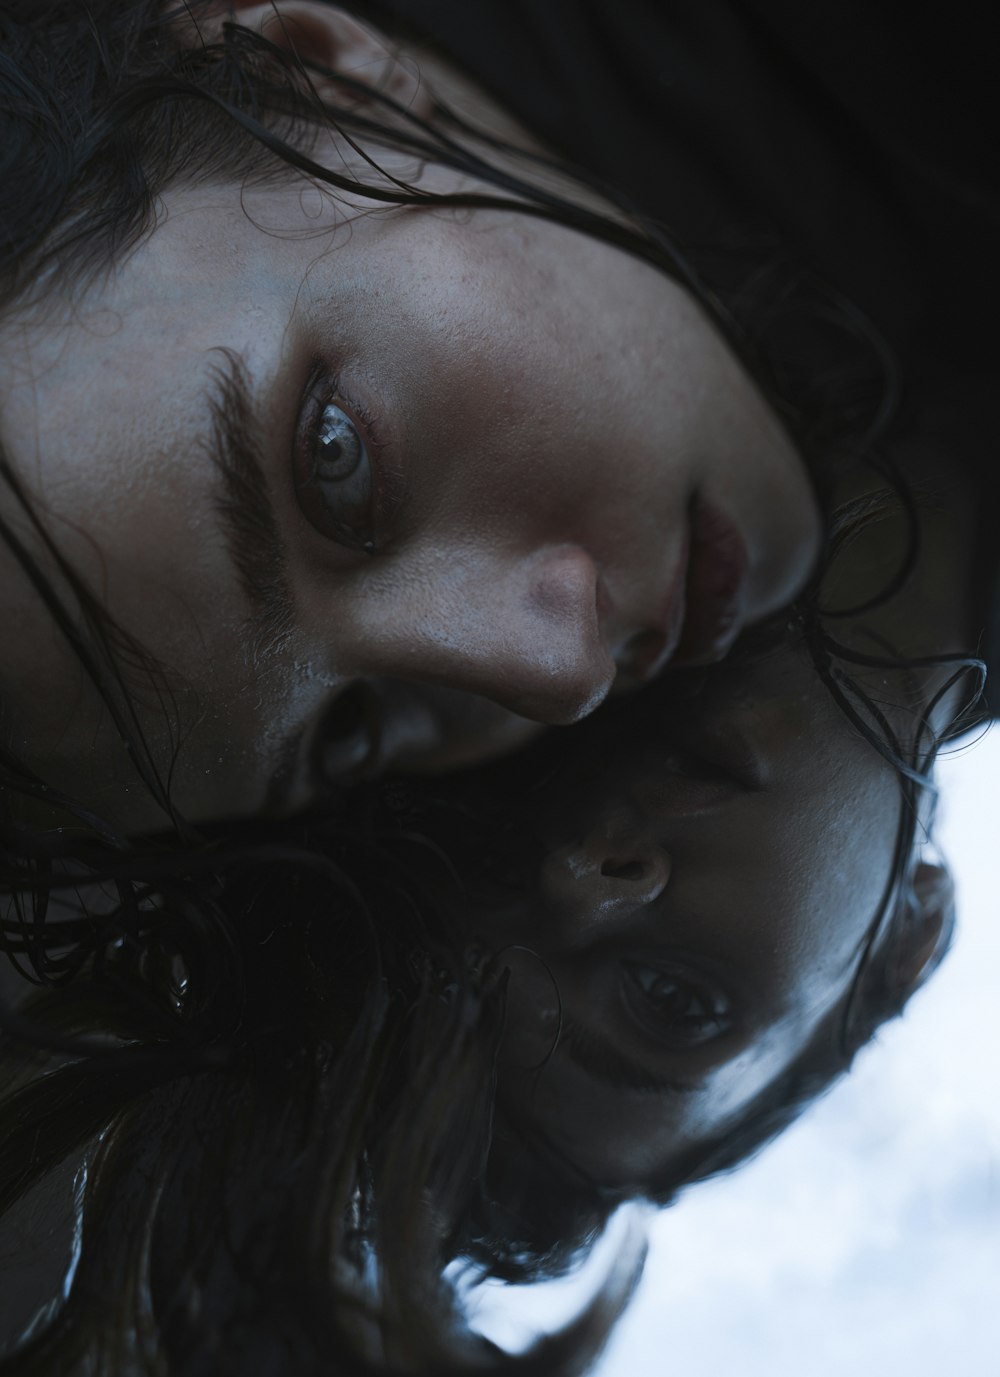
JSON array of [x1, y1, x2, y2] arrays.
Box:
[[172, 1, 433, 118], [888, 860, 956, 998]]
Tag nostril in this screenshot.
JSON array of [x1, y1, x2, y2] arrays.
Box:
[[600, 858, 648, 881], [615, 629, 670, 685], [313, 683, 382, 782]]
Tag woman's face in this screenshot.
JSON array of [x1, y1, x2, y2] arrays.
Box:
[[483, 644, 904, 1189], [0, 159, 820, 830]]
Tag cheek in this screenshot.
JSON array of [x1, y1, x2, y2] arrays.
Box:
[[496, 1048, 770, 1188], [774, 758, 903, 997], [495, 1061, 673, 1186], [490, 952, 750, 1186]]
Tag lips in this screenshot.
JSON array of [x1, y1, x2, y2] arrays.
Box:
[[672, 496, 750, 666]]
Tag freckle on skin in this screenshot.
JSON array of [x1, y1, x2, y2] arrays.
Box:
[[83, 309, 125, 340]]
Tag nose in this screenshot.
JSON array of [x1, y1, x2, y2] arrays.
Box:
[[374, 543, 622, 726], [497, 543, 619, 721], [539, 806, 671, 944]]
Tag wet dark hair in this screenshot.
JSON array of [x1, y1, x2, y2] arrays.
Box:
[[0, 0, 988, 1373]]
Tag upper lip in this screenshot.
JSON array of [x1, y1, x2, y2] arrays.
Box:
[[672, 496, 750, 666], [609, 527, 691, 685], [611, 495, 751, 686]]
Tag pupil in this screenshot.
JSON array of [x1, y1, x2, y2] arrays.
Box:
[[652, 978, 686, 1013], [317, 408, 361, 479]]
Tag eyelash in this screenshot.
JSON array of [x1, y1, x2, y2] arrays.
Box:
[[293, 363, 389, 555]]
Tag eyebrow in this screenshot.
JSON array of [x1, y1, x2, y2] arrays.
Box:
[[204, 348, 296, 657], [558, 1012, 703, 1096]]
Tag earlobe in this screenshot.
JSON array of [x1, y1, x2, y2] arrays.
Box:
[[172, 1, 433, 119], [889, 859, 956, 997]]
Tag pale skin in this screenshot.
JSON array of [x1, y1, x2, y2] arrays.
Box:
[[0, 2, 822, 835]]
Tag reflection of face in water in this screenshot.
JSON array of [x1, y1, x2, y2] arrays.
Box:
[[0, 148, 820, 834], [483, 643, 948, 1191]]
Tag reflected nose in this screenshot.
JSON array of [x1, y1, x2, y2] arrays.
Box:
[[540, 809, 671, 943]]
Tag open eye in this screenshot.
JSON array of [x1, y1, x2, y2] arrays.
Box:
[[294, 393, 376, 553], [622, 962, 733, 1048]]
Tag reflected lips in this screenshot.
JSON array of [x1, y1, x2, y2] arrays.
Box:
[[673, 497, 750, 665]]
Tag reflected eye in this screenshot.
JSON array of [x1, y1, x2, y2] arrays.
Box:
[[295, 394, 376, 553], [623, 962, 733, 1047]]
